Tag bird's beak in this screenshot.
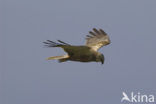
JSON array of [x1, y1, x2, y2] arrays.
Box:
[[101, 58, 104, 64]]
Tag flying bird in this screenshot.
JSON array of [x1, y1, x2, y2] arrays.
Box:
[[43, 28, 110, 64]]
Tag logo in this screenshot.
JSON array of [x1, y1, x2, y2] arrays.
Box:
[[121, 92, 155, 103]]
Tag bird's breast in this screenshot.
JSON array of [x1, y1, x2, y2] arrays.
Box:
[[69, 53, 96, 62]]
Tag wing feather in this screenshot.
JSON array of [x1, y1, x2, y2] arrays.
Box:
[[93, 28, 100, 34], [43, 40, 89, 56], [85, 28, 110, 51], [89, 31, 96, 36], [43, 40, 71, 47]]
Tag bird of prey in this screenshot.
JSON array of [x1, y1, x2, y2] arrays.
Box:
[[43, 28, 110, 64]]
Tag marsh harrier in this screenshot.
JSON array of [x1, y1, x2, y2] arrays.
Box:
[[43, 28, 110, 64]]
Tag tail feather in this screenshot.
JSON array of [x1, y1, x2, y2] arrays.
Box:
[[46, 54, 69, 61]]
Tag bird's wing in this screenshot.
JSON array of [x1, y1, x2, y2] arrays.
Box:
[[85, 28, 110, 51], [43, 40, 72, 53], [43, 40, 71, 47], [43, 40, 87, 56]]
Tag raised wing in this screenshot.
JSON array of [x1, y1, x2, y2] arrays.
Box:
[[85, 28, 110, 51]]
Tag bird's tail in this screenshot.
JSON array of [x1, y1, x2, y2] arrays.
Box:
[[46, 54, 69, 62]]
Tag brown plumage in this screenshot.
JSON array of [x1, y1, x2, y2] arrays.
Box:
[[43, 28, 110, 64]]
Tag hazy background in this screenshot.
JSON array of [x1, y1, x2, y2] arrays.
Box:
[[1, 0, 156, 104]]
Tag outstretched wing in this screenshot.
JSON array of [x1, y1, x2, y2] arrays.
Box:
[[43, 40, 71, 47], [43, 40, 89, 56], [43, 40, 72, 54], [85, 28, 110, 51]]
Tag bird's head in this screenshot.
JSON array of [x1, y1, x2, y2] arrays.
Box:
[[96, 53, 104, 64]]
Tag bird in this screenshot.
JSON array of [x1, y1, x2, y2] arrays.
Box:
[[43, 28, 110, 64]]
